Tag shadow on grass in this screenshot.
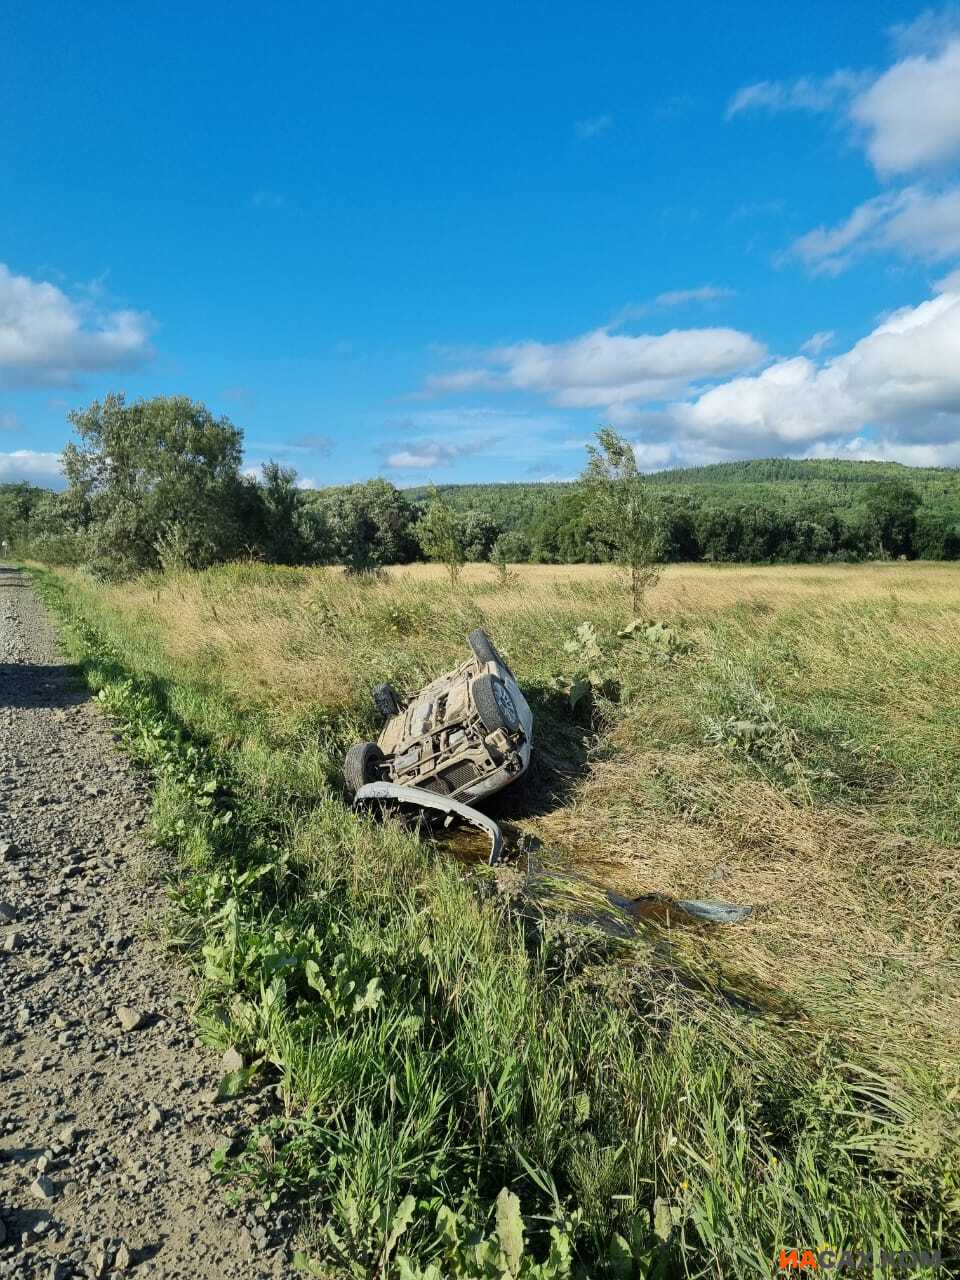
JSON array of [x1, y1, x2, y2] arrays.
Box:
[[485, 681, 598, 823]]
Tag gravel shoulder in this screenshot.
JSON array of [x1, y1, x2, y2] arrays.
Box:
[[0, 567, 290, 1279]]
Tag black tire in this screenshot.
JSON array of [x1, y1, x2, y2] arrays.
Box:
[[467, 628, 513, 677], [472, 673, 520, 734], [372, 682, 400, 719], [344, 741, 384, 795]]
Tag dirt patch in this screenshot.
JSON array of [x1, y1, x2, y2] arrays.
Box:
[[0, 567, 290, 1279]]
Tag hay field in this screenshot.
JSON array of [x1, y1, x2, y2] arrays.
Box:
[[67, 559, 960, 1062]]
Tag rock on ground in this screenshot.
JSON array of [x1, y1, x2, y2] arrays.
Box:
[[0, 567, 289, 1278]]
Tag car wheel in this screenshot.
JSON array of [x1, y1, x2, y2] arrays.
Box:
[[372, 682, 400, 719], [344, 741, 385, 795], [472, 673, 521, 734], [467, 628, 513, 677]]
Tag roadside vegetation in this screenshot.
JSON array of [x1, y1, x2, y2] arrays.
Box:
[[28, 557, 960, 1278]]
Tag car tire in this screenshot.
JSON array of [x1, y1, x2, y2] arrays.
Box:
[[472, 673, 521, 734], [467, 628, 513, 677], [372, 682, 400, 719], [344, 741, 384, 795]]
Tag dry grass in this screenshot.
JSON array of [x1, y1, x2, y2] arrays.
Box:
[[66, 558, 960, 1070], [534, 744, 960, 1064]]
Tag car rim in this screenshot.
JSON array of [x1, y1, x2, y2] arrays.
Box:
[[495, 683, 517, 724]]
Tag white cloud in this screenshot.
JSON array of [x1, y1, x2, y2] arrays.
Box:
[[936, 265, 960, 292], [790, 186, 960, 271], [653, 285, 734, 307], [799, 330, 835, 355], [890, 8, 960, 56], [421, 368, 497, 396], [0, 450, 64, 485], [727, 35, 960, 180], [574, 114, 613, 139], [425, 326, 765, 409], [730, 21, 960, 276], [726, 70, 866, 120], [0, 264, 152, 387], [801, 434, 960, 467], [849, 37, 960, 175], [672, 283, 960, 451], [384, 436, 500, 470]]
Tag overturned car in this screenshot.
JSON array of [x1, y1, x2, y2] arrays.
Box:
[[345, 629, 532, 861]]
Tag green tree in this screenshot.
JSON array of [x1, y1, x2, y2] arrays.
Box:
[[61, 393, 245, 575], [529, 489, 596, 563], [460, 509, 501, 561], [253, 461, 308, 563], [325, 478, 416, 573], [491, 529, 531, 563], [416, 489, 466, 584], [582, 427, 664, 613], [861, 477, 922, 558]]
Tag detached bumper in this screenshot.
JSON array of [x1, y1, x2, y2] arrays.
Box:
[[353, 781, 505, 865]]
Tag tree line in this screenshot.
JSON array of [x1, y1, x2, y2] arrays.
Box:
[[3, 393, 959, 576]]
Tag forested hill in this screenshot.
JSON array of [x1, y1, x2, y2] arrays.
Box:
[[400, 458, 960, 562], [409, 457, 960, 510]]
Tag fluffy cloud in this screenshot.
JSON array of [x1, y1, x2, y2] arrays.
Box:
[[790, 186, 960, 272], [0, 264, 152, 387], [801, 435, 960, 467], [0, 449, 64, 485], [729, 21, 960, 274], [850, 37, 960, 175], [425, 326, 765, 409], [420, 280, 960, 469], [728, 38, 960, 177], [384, 435, 501, 470], [673, 283, 960, 450]]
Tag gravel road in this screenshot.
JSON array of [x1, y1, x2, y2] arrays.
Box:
[[0, 568, 291, 1279]]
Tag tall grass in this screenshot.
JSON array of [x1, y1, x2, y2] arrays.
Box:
[[30, 560, 960, 1278]]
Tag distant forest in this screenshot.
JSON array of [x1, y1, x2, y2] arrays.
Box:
[[402, 457, 960, 563], [4, 396, 960, 573]]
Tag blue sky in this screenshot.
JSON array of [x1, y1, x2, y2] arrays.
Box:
[[3, 1, 960, 488]]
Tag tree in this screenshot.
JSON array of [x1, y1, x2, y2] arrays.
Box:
[[861, 478, 922, 558], [324, 479, 416, 573], [529, 489, 596, 563], [416, 489, 466, 584], [491, 529, 531, 563], [460, 510, 501, 561], [582, 427, 664, 613], [61, 394, 245, 575], [244, 461, 309, 564]]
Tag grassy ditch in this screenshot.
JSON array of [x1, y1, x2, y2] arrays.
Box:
[[29, 561, 960, 1279]]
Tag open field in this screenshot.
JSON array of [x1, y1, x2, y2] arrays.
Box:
[[30, 559, 960, 1277]]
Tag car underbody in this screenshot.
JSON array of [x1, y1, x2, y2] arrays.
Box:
[[344, 629, 532, 860]]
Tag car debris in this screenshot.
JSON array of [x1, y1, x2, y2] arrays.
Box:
[[628, 893, 753, 925], [353, 781, 506, 863], [346, 629, 532, 863]]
